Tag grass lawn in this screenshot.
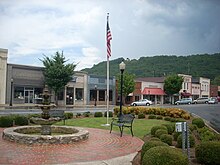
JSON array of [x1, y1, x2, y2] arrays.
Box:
[[56, 117, 170, 139]]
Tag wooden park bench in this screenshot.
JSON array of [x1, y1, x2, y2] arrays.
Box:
[[49, 110, 66, 125], [110, 114, 135, 137]]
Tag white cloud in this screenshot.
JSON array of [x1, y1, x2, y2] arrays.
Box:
[[0, 0, 219, 70]]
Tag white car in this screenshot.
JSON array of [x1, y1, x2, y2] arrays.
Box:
[[130, 99, 152, 106], [208, 97, 218, 104]]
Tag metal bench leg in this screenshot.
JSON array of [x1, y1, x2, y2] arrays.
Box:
[[130, 126, 134, 137], [119, 126, 124, 137], [110, 125, 112, 133]]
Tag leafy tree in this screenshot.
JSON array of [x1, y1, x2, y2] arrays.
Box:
[[40, 51, 76, 105], [164, 74, 183, 104], [117, 72, 135, 104], [212, 75, 220, 86]]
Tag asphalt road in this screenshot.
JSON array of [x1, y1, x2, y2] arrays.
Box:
[[169, 103, 220, 133], [0, 104, 219, 133]]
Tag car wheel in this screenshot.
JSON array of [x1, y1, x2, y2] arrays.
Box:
[[176, 102, 179, 105], [205, 101, 208, 104], [146, 103, 150, 106], [133, 103, 137, 106], [188, 102, 191, 105]]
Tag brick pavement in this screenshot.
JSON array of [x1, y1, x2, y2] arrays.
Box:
[[0, 127, 143, 165]]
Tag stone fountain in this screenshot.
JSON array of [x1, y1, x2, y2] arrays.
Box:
[[3, 85, 89, 145]]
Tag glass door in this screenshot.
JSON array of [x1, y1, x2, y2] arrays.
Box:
[[24, 88, 34, 103], [66, 87, 74, 105]]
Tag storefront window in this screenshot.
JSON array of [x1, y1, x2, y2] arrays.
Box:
[[76, 88, 83, 100], [14, 87, 24, 99], [99, 90, 105, 101], [109, 90, 112, 101], [90, 90, 96, 101]]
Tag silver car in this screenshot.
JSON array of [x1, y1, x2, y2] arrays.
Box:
[[193, 97, 209, 104], [208, 97, 218, 104], [130, 99, 152, 106]]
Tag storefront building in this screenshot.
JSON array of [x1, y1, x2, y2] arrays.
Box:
[[1, 48, 116, 106]]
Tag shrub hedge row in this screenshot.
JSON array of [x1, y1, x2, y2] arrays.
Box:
[[113, 106, 190, 119]]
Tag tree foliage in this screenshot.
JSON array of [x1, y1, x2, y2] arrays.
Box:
[[82, 53, 220, 81], [117, 72, 135, 98], [40, 51, 76, 104], [164, 75, 183, 95]]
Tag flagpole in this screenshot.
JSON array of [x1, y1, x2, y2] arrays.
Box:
[[106, 13, 110, 126]]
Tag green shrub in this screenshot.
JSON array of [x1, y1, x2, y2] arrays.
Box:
[[160, 134, 173, 145], [198, 127, 217, 141], [64, 112, 73, 119], [148, 115, 156, 119], [149, 137, 161, 141], [173, 132, 181, 141], [164, 117, 171, 121], [189, 123, 197, 131], [141, 140, 168, 160], [104, 111, 113, 117], [0, 116, 13, 127], [76, 113, 82, 117], [155, 129, 168, 138], [142, 146, 188, 165], [162, 124, 175, 134], [138, 113, 145, 119], [156, 115, 163, 120], [151, 125, 167, 136], [83, 111, 91, 117], [170, 118, 177, 122], [94, 112, 103, 117], [196, 141, 220, 165], [176, 134, 195, 148], [14, 115, 29, 126], [192, 118, 205, 128]]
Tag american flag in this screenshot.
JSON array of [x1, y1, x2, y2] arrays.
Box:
[[106, 16, 112, 58]]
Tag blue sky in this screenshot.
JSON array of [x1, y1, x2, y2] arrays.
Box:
[[0, 0, 220, 70]]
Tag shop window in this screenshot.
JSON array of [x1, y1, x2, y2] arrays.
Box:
[[99, 90, 105, 101], [14, 87, 24, 99], [76, 88, 83, 100], [90, 90, 96, 101], [109, 90, 112, 101]]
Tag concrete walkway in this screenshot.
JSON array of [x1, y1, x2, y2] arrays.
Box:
[[0, 127, 143, 165]]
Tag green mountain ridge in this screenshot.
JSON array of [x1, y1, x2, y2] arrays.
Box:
[[81, 53, 220, 80]]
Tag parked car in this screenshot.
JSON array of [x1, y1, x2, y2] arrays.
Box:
[[175, 98, 192, 105], [193, 97, 209, 104], [208, 97, 218, 104], [130, 99, 152, 106]]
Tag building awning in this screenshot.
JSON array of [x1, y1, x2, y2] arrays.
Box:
[[181, 92, 191, 96], [142, 87, 166, 95]]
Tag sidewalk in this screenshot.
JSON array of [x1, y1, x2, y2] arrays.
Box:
[[0, 127, 143, 165]]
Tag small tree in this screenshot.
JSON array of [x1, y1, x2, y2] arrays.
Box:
[[164, 74, 183, 104], [117, 72, 135, 104], [40, 51, 76, 105]]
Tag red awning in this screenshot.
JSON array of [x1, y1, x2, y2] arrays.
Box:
[[142, 87, 166, 95], [181, 92, 191, 96]]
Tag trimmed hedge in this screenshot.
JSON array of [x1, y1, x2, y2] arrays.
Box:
[[141, 140, 168, 160], [192, 118, 205, 128], [151, 125, 167, 136], [65, 112, 74, 119], [113, 107, 190, 119], [195, 141, 220, 165], [148, 115, 156, 119], [142, 146, 188, 165], [155, 129, 168, 138], [94, 112, 103, 117], [160, 134, 173, 146], [104, 111, 113, 117], [162, 123, 175, 134], [14, 115, 29, 126], [138, 113, 145, 119], [0, 116, 13, 127], [176, 134, 195, 148]]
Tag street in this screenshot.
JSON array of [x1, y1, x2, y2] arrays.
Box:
[[167, 103, 220, 133], [0, 104, 219, 133]]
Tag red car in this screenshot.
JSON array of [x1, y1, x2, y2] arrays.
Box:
[[217, 96, 220, 102]]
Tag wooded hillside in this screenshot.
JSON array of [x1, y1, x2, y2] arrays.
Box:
[[81, 53, 220, 81]]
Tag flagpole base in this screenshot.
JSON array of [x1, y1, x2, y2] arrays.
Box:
[[101, 124, 110, 127]]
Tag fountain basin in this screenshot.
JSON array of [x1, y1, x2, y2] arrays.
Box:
[[3, 126, 89, 145]]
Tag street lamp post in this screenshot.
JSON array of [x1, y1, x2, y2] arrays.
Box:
[[94, 85, 97, 106], [10, 78, 13, 106], [119, 61, 125, 118]]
